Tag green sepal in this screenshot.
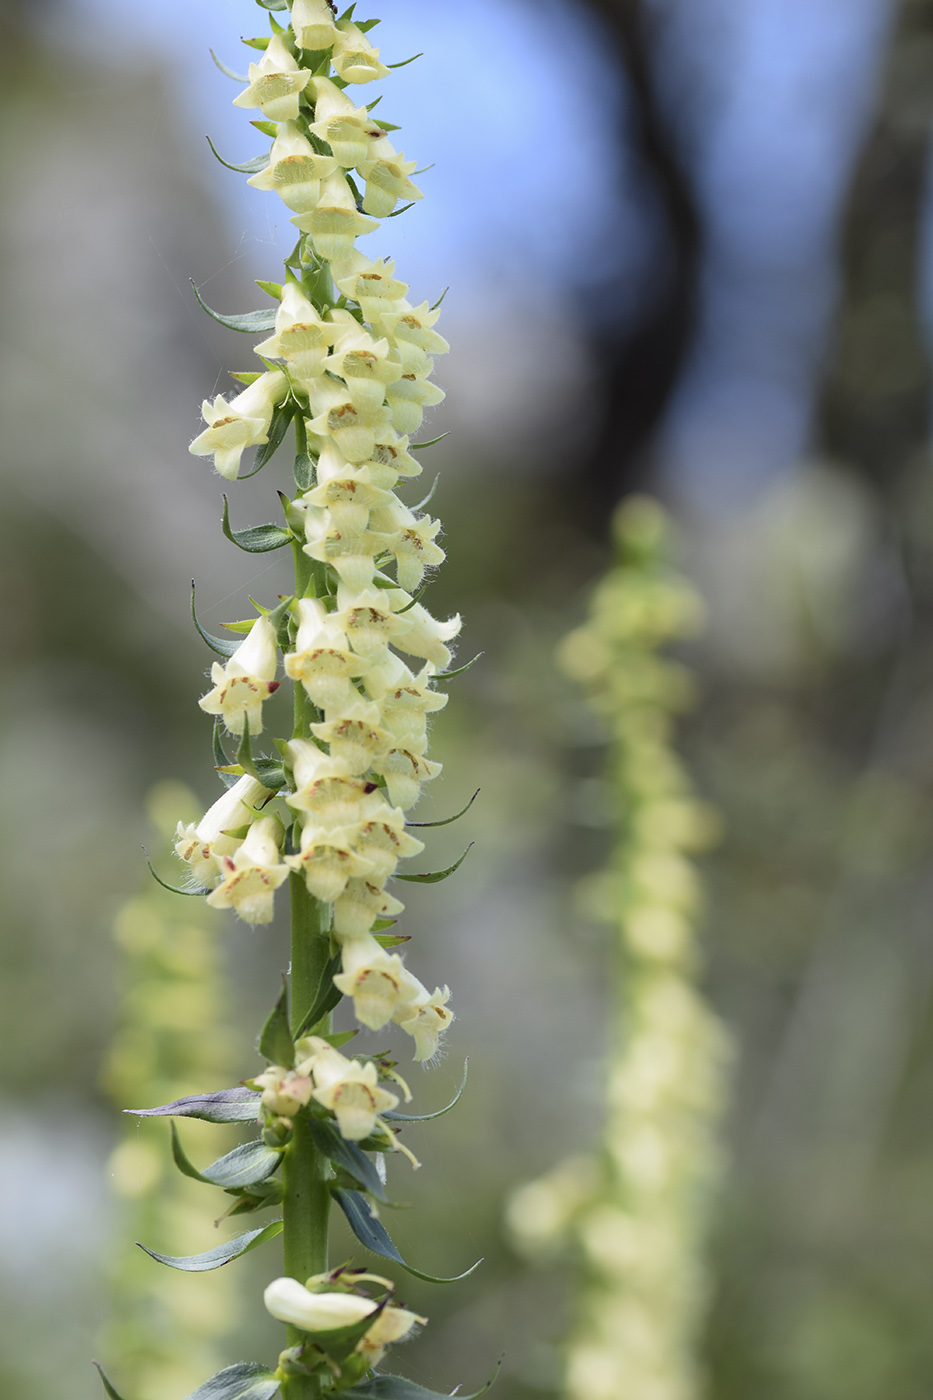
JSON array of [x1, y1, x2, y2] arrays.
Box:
[[373, 933, 409, 949], [384, 1060, 468, 1123], [288, 1300, 389, 1360], [429, 286, 448, 311], [373, 120, 400, 132], [388, 53, 423, 70], [125, 1087, 261, 1124], [93, 1362, 129, 1400], [393, 585, 428, 616], [191, 582, 241, 658], [411, 475, 438, 512], [209, 50, 248, 82], [278, 489, 308, 537], [293, 412, 315, 490], [435, 653, 483, 680], [213, 722, 239, 789], [206, 135, 269, 174], [222, 496, 293, 554], [237, 717, 287, 791], [410, 433, 448, 452], [407, 789, 479, 830], [259, 980, 295, 1066], [323, 1029, 359, 1049], [342, 1364, 499, 1400], [395, 843, 472, 884], [309, 1118, 387, 1201], [184, 1362, 282, 1400], [385, 201, 415, 220], [251, 119, 279, 138], [190, 280, 277, 333], [171, 1123, 283, 1190], [230, 370, 263, 385], [243, 35, 272, 49], [333, 1189, 481, 1284], [227, 1177, 285, 1215], [144, 853, 208, 898], [257, 280, 283, 300], [294, 950, 344, 1037], [255, 0, 289, 9], [357, 16, 381, 30], [240, 400, 296, 479], [138, 1220, 283, 1273]]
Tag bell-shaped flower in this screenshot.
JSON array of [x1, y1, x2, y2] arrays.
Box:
[[364, 435, 422, 489], [247, 122, 337, 213], [290, 0, 338, 52], [253, 283, 340, 387], [284, 597, 370, 713], [379, 301, 450, 360], [386, 594, 461, 669], [286, 739, 387, 828], [358, 144, 423, 218], [264, 1278, 376, 1332], [291, 169, 380, 262], [311, 1047, 399, 1139], [374, 746, 442, 810], [232, 34, 312, 123], [253, 1064, 314, 1116], [354, 806, 425, 883], [174, 774, 273, 887], [355, 1304, 425, 1367], [189, 370, 287, 480], [330, 251, 409, 322], [333, 876, 405, 940], [331, 19, 391, 84], [394, 981, 454, 1061], [308, 77, 388, 168], [386, 371, 446, 436], [311, 711, 393, 775], [303, 468, 394, 534], [322, 329, 403, 413], [198, 614, 280, 736], [333, 933, 421, 1030], [364, 656, 448, 748], [369, 499, 445, 594], [303, 508, 397, 593], [331, 585, 414, 664], [206, 816, 290, 925], [285, 823, 375, 902], [305, 379, 393, 463]]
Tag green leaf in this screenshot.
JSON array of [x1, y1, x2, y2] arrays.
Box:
[[240, 400, 296, 478], [394, 843, 472, 885], [222, 497, 293, 553], [190, 280, 277, 333], [384, 1060, 468, 1123], [407, 789, 479, 830], [138, 1220, 283, 1273], [409, 433, 448, 452], [260, 981, 294, 1066], [435, 652, 483, 680], [206, 135, 268, 174], [254, 0, 288, 9], [235, 717, 286, 791], [126, 1087, 261, 1124], [209, 50, 249, 82], [343, 1367, 499, 1400], [93, 1363, 129, 1400], [172, 1125, 282, 1190], [191, 581, 240, 658], [333, 1189, 481, 1284], [184, 1362, 282, 1400], [214, 722, 238, 789], [309, 1119, 387, 1201], [294, 950, 344, 1037]]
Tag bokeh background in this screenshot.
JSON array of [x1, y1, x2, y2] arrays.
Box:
[[3, 0, 933, 1396]]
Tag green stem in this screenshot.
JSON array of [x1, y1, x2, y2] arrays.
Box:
[[281, 539, 330, 1400]]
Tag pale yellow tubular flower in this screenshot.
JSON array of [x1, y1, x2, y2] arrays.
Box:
[[353, 806, 425, 883], [331, 19, 391, 84], [246, 122, 337, 213], [173, 774, 272, 887], [307, 77, 387, 167], [290, 0, 338, 53], [232, 34, 312, 123], [198, 614, 280, 736], [333, 876, 405, 940], [253, 283, 347, 391], [393, 980, 454, 1062], [322, 328, 403, 412], [303, 468, 395, 533], [376, 300, 450, 362], [303, 505, 397, 593], [284, 596, 369, 713], [253, 1064, 314, 1116], [291, 169, 380, 261], [358, 141, 423, 218], [285, 824, 375, 902], [383, 593, 461, 669], [363, 656, 448, 748], [385, 371, 446, 437], [332, 933, 421, 1030], [206, 815, 290, 925], [310, 1047, 400, 1139], [368, 499, 445, 593], [365, 435, 423, 488], [355, 1305, 425, 1367], [331, 585, 415, 664], [305, 379, 393, 462], [310, 712, 394, 775], [286, 738, 388, 828], [264, 1279, 376, 1332], [373, 745, 442, 811], [330, 251, 410, 324], [189, 370, 287, 480]]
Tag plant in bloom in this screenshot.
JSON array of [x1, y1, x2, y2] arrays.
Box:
[[507, 500, 731, 1400], [96, 8, 490, 1400]]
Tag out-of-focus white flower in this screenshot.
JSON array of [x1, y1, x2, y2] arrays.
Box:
[[333, 933, 421, 1029], [206, 816, 289, 924], [198, 615, 280, 736], [331, 19, 391, 84], [174, 774, 272, 886], [232, 34, 312, 123], [311, 1047, 399, 1139], [189, 371, 287, 480]]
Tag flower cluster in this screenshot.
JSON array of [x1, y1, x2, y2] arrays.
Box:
[[265, 1267, 423, 1381], [175, 5, 458, 1065], [508, 500, 731, 1400]]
